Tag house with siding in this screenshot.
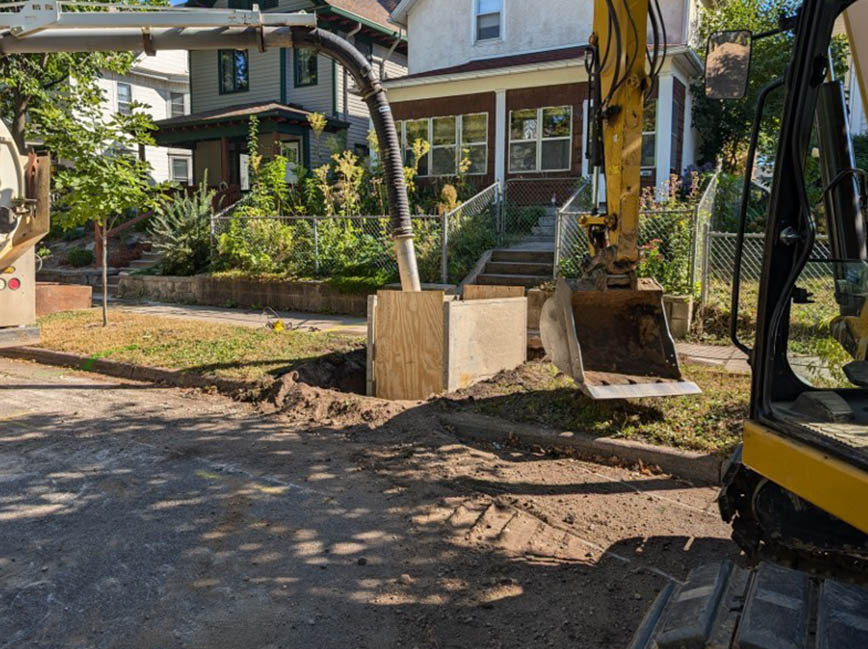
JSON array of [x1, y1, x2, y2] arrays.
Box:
[[385, 0, 704, 193], [152, 0, 407, 193], [98, 50, 191, 184]]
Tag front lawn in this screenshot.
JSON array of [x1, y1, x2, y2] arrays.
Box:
[[37, 309, 364, 383], [454, 361, 749, 454]]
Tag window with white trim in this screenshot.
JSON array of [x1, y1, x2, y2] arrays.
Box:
[[169, 92, 186, 118], [398, 114, 489, 177], [475, 0, 502, 42], [170, 156, 190, 184], [641, 98, 657, 172], [117, 82, 132, 115], [509, 106, 572, 173]]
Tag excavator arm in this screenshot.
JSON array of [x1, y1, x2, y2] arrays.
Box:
[[539, 0, 698, 399]]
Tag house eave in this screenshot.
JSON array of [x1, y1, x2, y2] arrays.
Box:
[[383, 45, 703, 90]]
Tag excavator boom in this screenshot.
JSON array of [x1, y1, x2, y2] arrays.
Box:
[[540, 0, 698, 399]]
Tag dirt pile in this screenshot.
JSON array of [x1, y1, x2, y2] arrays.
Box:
[[265, 373, 408, 428]]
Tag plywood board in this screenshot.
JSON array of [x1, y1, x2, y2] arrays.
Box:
[[374, 290, 445, 400], [366, 294, 377, 397], [445, 297, 527, 391], [463, 284, 525, 301]]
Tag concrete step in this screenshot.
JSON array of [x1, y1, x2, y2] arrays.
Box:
[[531, 226, 556, 236], [484, 261, 553, 276], [128, 259, 158, 268], [476, 273, 551, 288], [491, 249, 554, 264]]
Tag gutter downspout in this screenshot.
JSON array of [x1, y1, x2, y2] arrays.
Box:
[[381, 28, 402, 81]]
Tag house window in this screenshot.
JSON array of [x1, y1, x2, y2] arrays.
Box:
[[117, 82, 132, 115], [294, 48, 318, 87], [280, 141, 300, 184], [641, 98, 657, 170], [404, 119, 429, 176], [461, 113, 488, 174], [169, 92, 186, 118], [170, 157, 190, 185], [509, 106, 572, 173], [432, 116, 457, 176], [399, 114, 489, 177], [475, 0, 502, 41], [219, 50, 249, 94]]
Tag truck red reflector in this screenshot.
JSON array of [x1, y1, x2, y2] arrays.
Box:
[[8, 277, 20, 290]]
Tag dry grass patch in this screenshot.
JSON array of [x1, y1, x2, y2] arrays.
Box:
[[452, 361, 749, 454], [37, 308, 364, 383]]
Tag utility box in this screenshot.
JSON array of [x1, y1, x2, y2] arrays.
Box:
[[367, 287, 527, 400]]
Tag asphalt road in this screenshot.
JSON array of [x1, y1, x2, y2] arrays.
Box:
[[0, 357, 738, 649]]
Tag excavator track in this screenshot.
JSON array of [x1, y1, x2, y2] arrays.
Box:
[[628, 560, 868, 649], [719, 453, 868, 581]]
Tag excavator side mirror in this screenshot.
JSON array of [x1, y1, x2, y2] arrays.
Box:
[[705, 30, 753, 100]]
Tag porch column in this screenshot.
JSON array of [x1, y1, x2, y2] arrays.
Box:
[[220, 136, 230, 185], [655, 74, 674, 198], [494, 88, 507, 186]]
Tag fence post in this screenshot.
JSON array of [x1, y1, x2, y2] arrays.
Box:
[[209, 210, 216, 263], [441, 211, 449, 284], [700, 223, 711, 307], [313, 216, 319, 277], [553, 208, 562, 279]]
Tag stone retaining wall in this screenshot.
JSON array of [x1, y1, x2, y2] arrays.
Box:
[[117, 275, 371, 316]]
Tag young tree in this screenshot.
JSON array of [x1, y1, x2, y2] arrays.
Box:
[[35, 98, 159, 326]]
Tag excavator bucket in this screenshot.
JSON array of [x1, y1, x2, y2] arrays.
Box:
[[540, 277, 700, 399]]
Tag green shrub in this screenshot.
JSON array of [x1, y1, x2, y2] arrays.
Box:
[[67, 247, 93, 267], [149, 181, 215, 276]]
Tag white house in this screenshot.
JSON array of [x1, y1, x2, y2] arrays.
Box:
[[385, 0, 704, 192], [98, 50, 192, 185]]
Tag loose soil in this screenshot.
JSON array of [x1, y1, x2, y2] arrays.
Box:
[[0, 356, 739, 649]]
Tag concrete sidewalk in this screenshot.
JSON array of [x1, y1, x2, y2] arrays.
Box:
[[105, 300, 752, 373], [107, 299, 368, 336], [676, 342, 751, 374]]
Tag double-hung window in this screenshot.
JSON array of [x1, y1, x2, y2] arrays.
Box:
[[461, 113, 488, 173], [294, 48, 318, 87], [117, 82, 132, 115], [641, 98, 657, 172], [219, 50, 249, 94], [397, 114, 489, 177], [509, 106, 572, 173], [475, 0, 502, 41], [170, 157, 190, 185], [169, 92, 186, 118]]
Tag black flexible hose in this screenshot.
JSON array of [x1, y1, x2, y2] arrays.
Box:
[[290, 27, 413, 241]]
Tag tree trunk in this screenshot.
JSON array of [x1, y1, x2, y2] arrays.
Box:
[[10, 95, 28, 153], [101, 224, 108, 327]]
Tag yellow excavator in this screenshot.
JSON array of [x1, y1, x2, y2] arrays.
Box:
[[539, 0, 700, 399], [621, 0, 868, 646]]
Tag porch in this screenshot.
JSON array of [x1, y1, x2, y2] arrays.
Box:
[[153, 100, 350, 192]]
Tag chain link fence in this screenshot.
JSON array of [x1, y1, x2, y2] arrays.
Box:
[[500, 177, 584, 246], [554, 175, 719, 296], [210, 183, 501, 285], [703, 231, 837, 317]]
